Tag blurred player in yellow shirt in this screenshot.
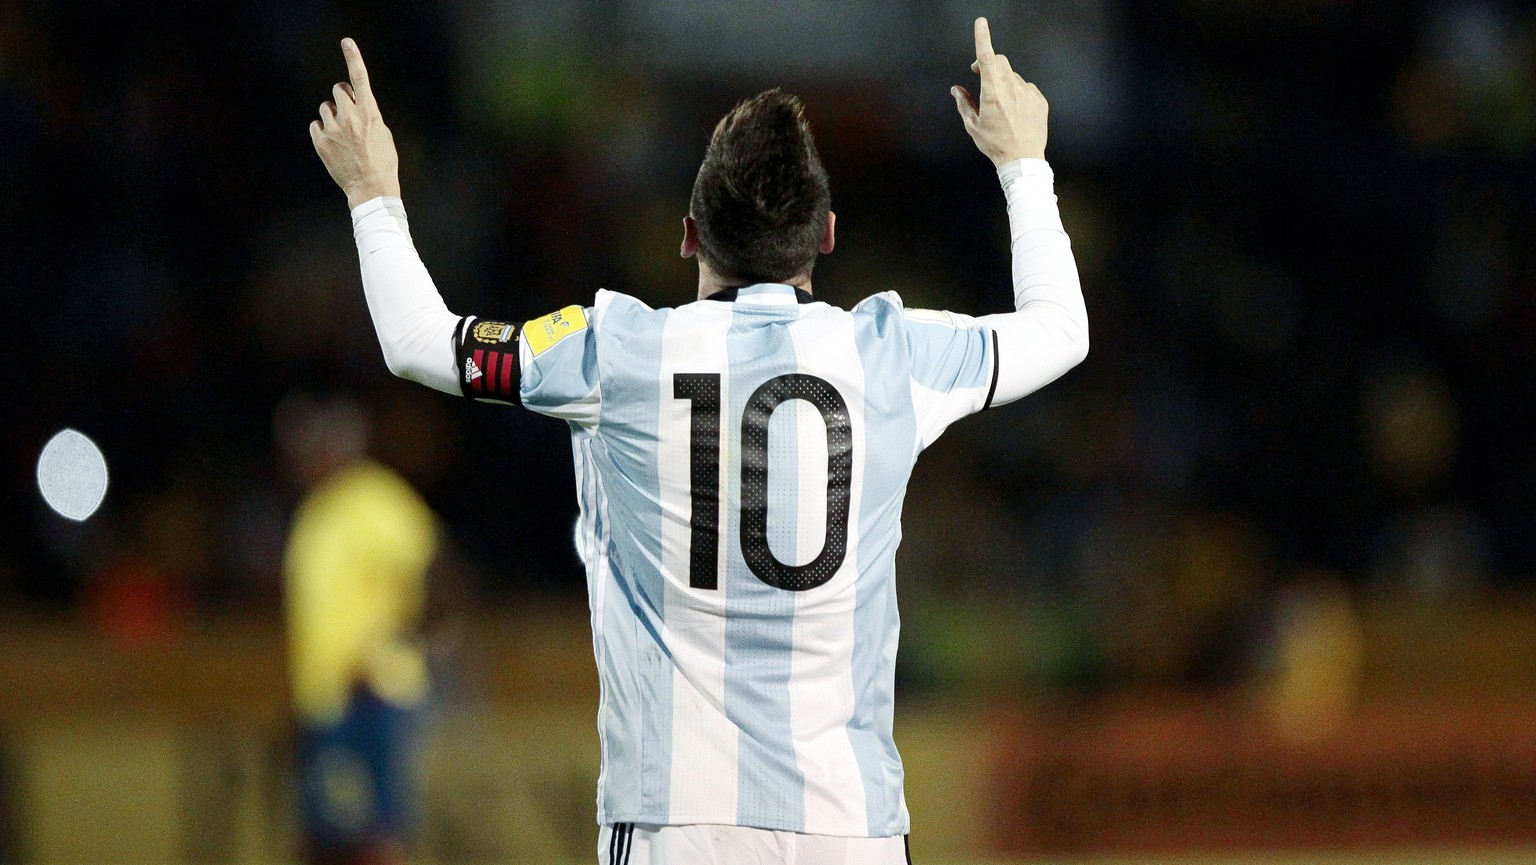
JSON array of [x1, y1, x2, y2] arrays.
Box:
[[277, 391, 439, 865]]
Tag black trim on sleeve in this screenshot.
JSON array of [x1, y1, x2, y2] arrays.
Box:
[[455, 316, 524, 406], [982, 328, 1000, 411], [451, 316, 467, 372]]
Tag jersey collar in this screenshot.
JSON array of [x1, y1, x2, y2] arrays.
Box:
[[705, 284, 816, 305]]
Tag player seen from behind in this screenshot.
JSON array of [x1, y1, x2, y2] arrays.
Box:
[[310, 17, 1087, 865]]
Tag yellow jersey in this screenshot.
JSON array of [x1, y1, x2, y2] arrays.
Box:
[[284, 461, 438, 724]]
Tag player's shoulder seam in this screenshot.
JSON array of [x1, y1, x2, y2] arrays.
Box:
[[851, 291, 974, 331], [594, 287, 654, 316], [902, 307, 965, 327], [852, 290, 905, 313]]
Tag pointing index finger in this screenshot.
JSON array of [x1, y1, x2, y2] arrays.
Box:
[[341, 38, 371, 101], [974, 17, 996, 63]]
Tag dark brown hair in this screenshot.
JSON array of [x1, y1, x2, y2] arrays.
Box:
[[689, 89, 831, 285]]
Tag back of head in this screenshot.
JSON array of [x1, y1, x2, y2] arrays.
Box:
[[690, 89, 831, 285], [274, 388, 371, 486]]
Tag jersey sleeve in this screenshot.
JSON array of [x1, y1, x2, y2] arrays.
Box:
[[452, 305, 602, 426], [901, 307, 998, 446]]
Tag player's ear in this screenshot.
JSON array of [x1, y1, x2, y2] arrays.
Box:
[[820, 211, 836, 255], [681, 215, 699, 259]]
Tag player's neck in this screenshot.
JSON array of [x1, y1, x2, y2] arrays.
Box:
[[695, 263, 813, 301]]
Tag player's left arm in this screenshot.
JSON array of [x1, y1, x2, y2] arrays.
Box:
[[973, 158, 1088, 407], [952, 18, 1089, 407]]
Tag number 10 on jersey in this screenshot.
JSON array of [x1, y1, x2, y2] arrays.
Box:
[[673, 372, 853, 593]]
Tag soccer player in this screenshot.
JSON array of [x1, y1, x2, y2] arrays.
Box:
[[311, 17, 1086, 865], [277, 391, 440, 865]]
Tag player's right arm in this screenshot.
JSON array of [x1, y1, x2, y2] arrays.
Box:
[[309, 38, 461, 393], [311, 39, 600, 417], [349, 196, 599, 414]]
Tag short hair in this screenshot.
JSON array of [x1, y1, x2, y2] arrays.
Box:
[[689, 89, 831, 285]]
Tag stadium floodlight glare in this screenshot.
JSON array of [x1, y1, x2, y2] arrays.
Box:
[[36, 428, 109, 521]]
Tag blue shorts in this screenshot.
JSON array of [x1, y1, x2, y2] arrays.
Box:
[[296, 687, 419, 855]]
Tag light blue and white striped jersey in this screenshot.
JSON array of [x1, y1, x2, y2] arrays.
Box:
[[516, 282, 997, 838]]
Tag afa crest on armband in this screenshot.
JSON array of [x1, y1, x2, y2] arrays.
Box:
[[472, 320, 516, 343]]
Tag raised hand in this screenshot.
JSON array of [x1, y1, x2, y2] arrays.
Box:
[[951, 18, 1049, 167], [310, 39, 401, 209]]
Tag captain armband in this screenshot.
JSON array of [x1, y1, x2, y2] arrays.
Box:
[[454, 317, 523, 405]]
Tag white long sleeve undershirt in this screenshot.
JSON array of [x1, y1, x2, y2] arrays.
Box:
[[351, 197, 462, 394], [978, 157, 1090, 406], [350, 157, 1087, 401]]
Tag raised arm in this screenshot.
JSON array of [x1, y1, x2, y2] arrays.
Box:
[[311, 39, 462, 394], [952, 18, 1088, 406]]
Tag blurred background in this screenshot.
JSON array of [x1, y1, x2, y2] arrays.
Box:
[[3, 0, 1536, 862]]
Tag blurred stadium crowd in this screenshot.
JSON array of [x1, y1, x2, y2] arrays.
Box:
[[3, 0, 1535, 695]]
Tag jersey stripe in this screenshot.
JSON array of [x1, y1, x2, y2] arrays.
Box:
[[662, 302, 739, 821], [851, 307, 916, 834], [610, 308, 675, 818], [787, 308, 870, 833], [589, 435, 641, 817], [723, 305, 805, 830], [574, 431, 611, 813]]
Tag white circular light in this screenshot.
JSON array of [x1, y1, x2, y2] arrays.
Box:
[[36, 429, 109, 521]]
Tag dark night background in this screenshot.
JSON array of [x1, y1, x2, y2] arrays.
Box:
[[3, 0, 1534, 690]]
